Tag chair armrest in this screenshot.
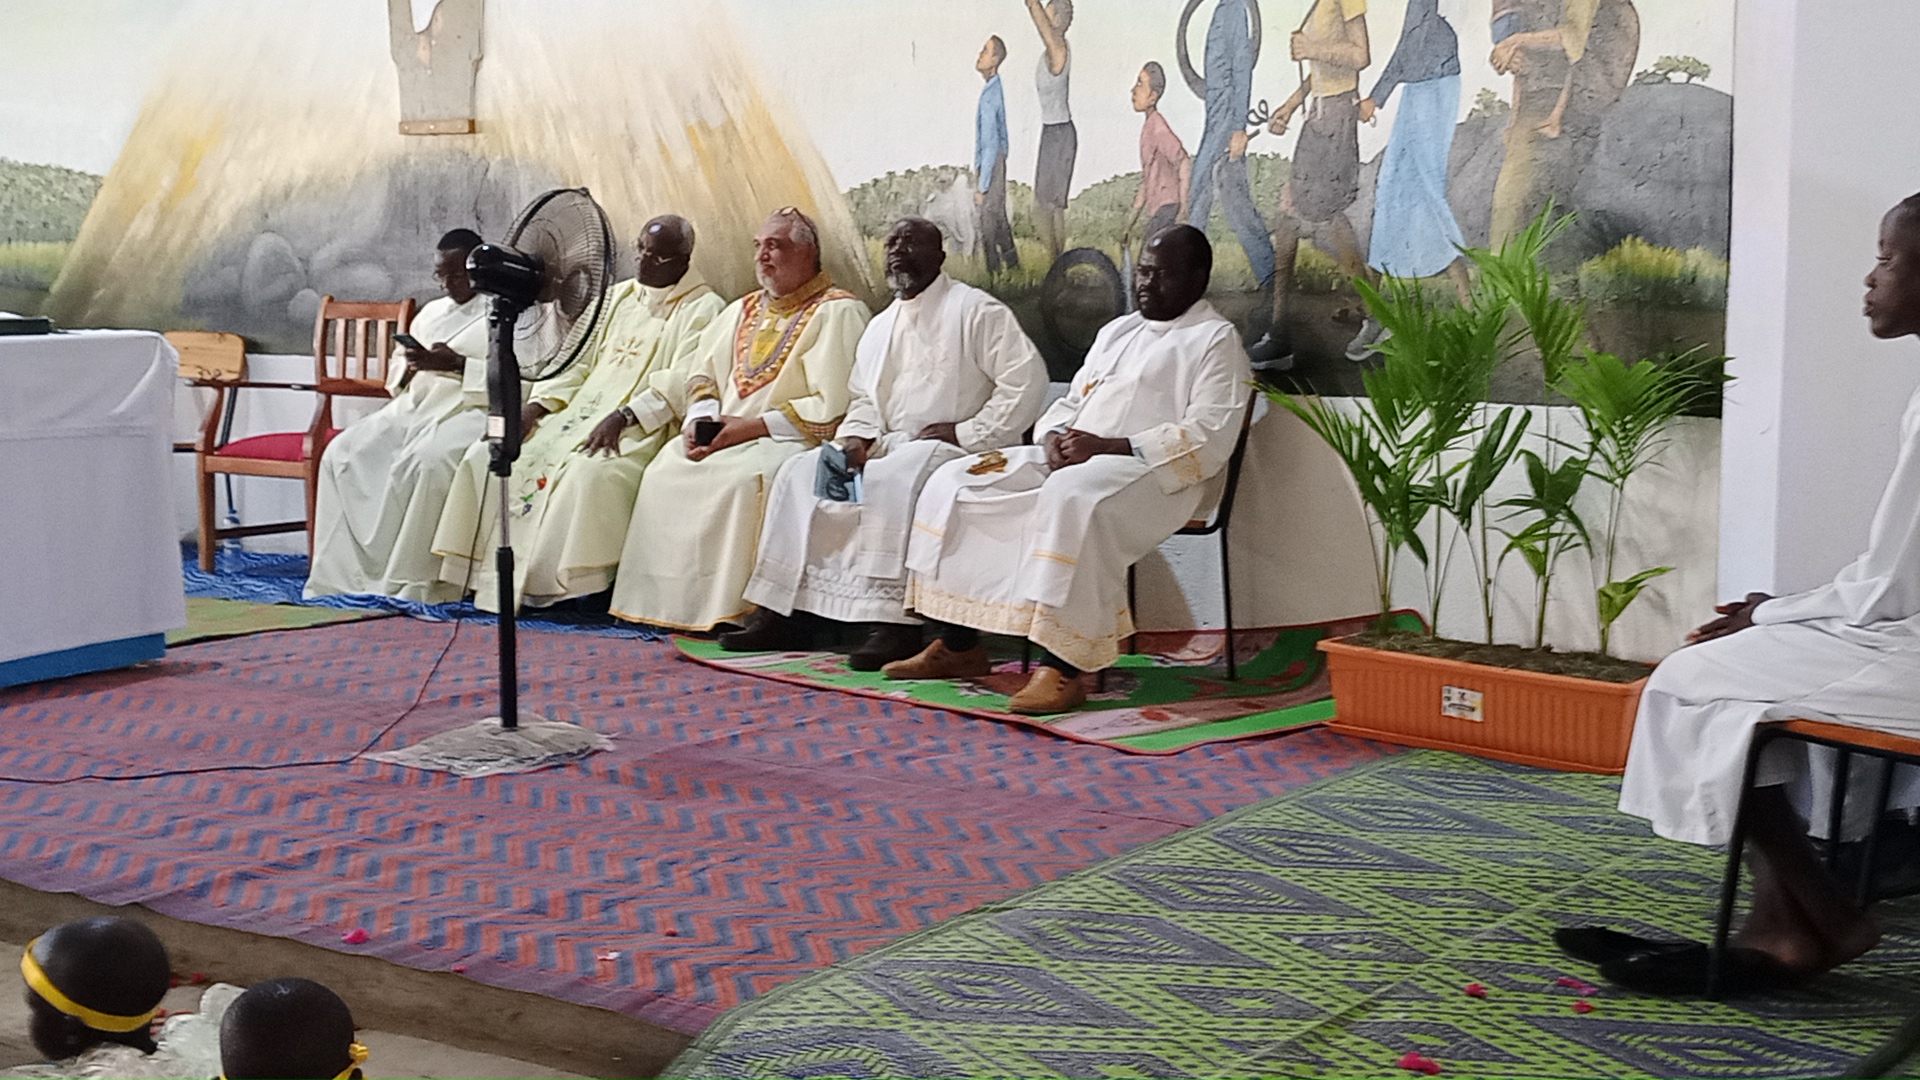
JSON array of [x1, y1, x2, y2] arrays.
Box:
[[189, 378, 318, 391]]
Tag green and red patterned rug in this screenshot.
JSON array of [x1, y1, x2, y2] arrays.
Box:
[[668, 749, 1920, 1079], [675, 613, 1419, 755]]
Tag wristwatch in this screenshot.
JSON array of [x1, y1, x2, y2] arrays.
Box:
[[618, 406, 637, 426]]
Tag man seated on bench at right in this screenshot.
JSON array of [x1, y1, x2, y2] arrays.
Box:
[[1560, 193, 1920, 995]]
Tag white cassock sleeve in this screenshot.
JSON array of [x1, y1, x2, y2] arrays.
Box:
[[953, 299, 1049, 453], [1754, 390, 1920, 628], [1129, 325, 1252, 494]]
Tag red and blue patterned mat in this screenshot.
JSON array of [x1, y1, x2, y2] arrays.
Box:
[[0, 618, 1389, 1034]]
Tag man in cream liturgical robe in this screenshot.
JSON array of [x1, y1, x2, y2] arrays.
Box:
[[1566, 197, 1920, 996], [730, 218, 1047, 669], [892, 227, 1250, 714], [433, 217, 723, 611], [305, 229, 490, 603], [611, 208, 869, 631]]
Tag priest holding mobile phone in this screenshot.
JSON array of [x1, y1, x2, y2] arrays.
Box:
[[610, 208, 869, 632], [306, 229, 491, 602], [720, 217, 1046, 669]]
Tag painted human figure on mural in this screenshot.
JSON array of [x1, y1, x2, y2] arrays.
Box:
[[1253, 0, 1374, 369], [1187, 0, 1276, 309], [973, 35, 1020, 275], [1487, 0, 1640, 248], [1349, 0, 1472, 358], [1024, 0, 1076, 261], [1131, 63, 1191, 256]]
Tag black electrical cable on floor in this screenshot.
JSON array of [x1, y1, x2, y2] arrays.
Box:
[[0, 471, 499, 786]]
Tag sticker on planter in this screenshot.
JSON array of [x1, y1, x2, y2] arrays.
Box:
[[1442, 686, 1485, 722]]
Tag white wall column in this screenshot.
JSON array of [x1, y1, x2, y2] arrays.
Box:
[[1720, 0, 1920, 598]]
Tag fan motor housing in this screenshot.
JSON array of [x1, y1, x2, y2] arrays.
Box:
[[467, 243, 547, 309]]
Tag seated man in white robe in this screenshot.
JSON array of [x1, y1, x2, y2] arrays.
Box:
[[1562, 194, 1920, 996], [886, 226, 1251, 714], [610, 207, 870, 631], [722, 217, 1048, 669], [432, 215, 724, 612], [305, 229, 490, 602]]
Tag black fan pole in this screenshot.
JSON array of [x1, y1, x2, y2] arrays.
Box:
[[486, 297, 526, 731]]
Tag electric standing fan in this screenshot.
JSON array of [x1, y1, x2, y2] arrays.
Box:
[[370, 188, 618, 778]]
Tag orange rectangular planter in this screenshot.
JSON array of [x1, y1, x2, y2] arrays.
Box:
[[1318, 637, 1646, 774]]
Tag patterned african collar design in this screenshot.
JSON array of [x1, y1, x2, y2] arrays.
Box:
[[732, 272, 852, 400]]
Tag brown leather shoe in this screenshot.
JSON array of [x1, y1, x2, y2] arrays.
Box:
[[1007, 667, 1088, 715], [880, 640, 992, 680]]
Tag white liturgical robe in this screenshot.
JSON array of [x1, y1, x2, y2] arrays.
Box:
[[610, 273, 870, 631], [305, 292, 489, 602], [1621, 385, 1920, 847], [905, 300, 1251, 671], [432, 274, 723, 611], [744, 274, 1047, 625]]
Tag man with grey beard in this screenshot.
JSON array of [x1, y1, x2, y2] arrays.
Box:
[[724, 217, 1047, 669]]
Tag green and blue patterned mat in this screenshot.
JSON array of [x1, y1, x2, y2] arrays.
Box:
[[669, 750, 1920, 1079]]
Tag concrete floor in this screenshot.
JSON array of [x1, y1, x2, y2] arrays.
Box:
[[0, 942, 588, 1079]]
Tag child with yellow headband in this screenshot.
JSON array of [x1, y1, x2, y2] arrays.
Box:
[[18, 917, 171, 1062], [219, 979, 368, 1080], [8, 917, 252, 1080]]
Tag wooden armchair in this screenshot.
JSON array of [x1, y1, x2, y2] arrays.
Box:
[[193, 297, 415, 571]]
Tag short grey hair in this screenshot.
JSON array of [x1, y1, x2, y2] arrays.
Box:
[[767, 206, 822, 271]]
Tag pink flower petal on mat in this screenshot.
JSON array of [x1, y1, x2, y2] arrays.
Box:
[[662, 927, 679, 937], [341, 928, 370, 945], [1554, 975, 1597, 994], [597, 950, 619, 962], [1573, 999, 1596, 1014], [451, 965, 467, 974], [1462, 982, 1487, 998], [1397, 1052, 1442, 1075]]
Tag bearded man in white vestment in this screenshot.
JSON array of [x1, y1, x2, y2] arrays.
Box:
[[432, 215, 724, 612], [886, 226, 1250, 714], [1559, 195, 1920, 997], [610, 208, 870, 631], [305, 229, 491, 602], [722, 217, 1047, 669]]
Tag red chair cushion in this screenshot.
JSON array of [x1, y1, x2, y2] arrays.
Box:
[[212, 430, 340, 462]]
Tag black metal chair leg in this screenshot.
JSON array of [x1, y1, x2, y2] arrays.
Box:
[[1709, 729, 1775, 1000], [1219, 528, 1236, 682], [1857, 759, 1899, 908], [1126, 566, 1138, 658], [1827, 749, 1854, 871]]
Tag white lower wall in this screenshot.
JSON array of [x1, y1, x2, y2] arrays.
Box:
[[178, 369, 1717, 663]]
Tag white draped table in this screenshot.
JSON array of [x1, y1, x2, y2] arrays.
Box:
[[0, 329, 186, 686]]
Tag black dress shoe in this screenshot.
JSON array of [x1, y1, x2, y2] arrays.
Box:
[[848, 623, 925, 672], [1598, 944, 1800, 997], [718, 608, 808, 652], [1554, 927, 1700, 966]]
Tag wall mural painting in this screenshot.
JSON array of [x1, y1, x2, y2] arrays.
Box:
[[0, 0, 1731, 402]]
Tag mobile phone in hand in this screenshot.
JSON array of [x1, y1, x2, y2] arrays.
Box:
[[693, 418, 723, 447], [393, 332, 425, 352]]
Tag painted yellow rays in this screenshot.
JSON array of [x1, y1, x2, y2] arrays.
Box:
[[48, 0, 873, 332]]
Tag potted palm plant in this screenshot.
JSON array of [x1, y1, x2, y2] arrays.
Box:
[[1274, 212, 1725, 773]]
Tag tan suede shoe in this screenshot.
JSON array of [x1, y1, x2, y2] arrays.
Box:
[[880, 640, 993, 680], [1007, 667, 1089, 715]]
